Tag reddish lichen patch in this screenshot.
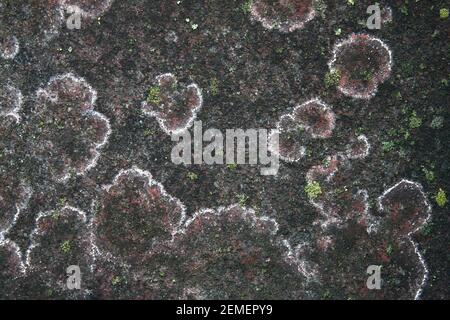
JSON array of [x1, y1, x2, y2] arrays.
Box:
[[25, 206, 93, 299], [306, 156, 372, 232], [306, 155, 339, 183], [378, 180, 431, 237], [142, 73, 203, 135], [270, 99, 336, 162], [0, 180, 32, 238], [29, 73, 111, 181], [251, 0, 316, 33], [0, 91, 32, 239], [0, 35, 19, 60], [92, 243, 180, 299], [0, 0, 63, 47], [1, 84, 23, 121], [308, 225, 427, 300], [345, 135, 371, 160], [269, 116, 306, 162], [292, 99, 336, 138], [171, 205, 309, 299], [377, 180, 432, 298], [329, 34, 393, 99], [0, 240, 25, 298], [304, 178, 433, 299], [94, 168, 186, 266], [0, 0, 113, 59]]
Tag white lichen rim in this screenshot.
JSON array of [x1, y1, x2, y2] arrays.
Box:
[[0, 0, 112, 49], [0, 184, 33, 274], [269, 98, 336, 163], [250, 0, 317, 33], [142, 73, 203, 136], [268, 127, 306, 163], [25, 205, 88, 270], [282, 239, 319, 283], [293, 98, 336, 139], [180, 203, 279, 235], [345, 134, 371, 160], [305, 154, 339, 183], [0, 84, 23, 122], [328, 33, 393, 100], [377, 179, 432, 219], [377, 179, 432, 300], [180, 203, 319, 283], [59, 0, 115, 19], [355, 189, 381, 234], [305, 155, 375, 232], [0, 35, 20, 60], [0, 239, 25, 274], [92, 167, 187, 266], [43, 6, 65, 41], [35, 73, 111, 182]]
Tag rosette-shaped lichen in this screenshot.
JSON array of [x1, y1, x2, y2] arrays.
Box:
[[142, 73, 203, 135], [305, 155, 373, 233], [378, 180, 431, 237], [28, 73, 111, 181], [25, 206, 93, 299], [328, 34, 393, 99], [0, 0, 63, 55], [251, 0, 316, 33], [0, 0, 114, 60], [172, 205, 312, 299], [0, 87, 32, 241], [93, 168, 186, 265], [377, 180, 432, 299], [0, 35, 19, 60], [303, 171, 433, 299], [92, 172, 315, 299], [0, 240, 25, 299], [0, 84, 22, 120], [270, 99, 336, 162]]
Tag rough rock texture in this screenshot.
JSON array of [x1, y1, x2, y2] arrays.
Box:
[[0, 0, 448, 300]]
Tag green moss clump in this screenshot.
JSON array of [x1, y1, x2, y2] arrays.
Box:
[[241, 0, 253, 14], [382, 141, 395, 152], [210, 78, 219, 96], [111, 276, 122, 286], [430, 116, 444, 129], [324, 70, 341, 89], [147, 86, 161, 105], [236, 193, 249, 206], [313, 0, 327, 18], [435, 188, 447, 208], [386, 244, 393, 256], [186, 171, 198, 181], [440, 8, 449, 19], [409, 111, 422, 129], [421, 166, 435, 183], [60, 240, 71, 254], [305, 181, 322, 200]]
